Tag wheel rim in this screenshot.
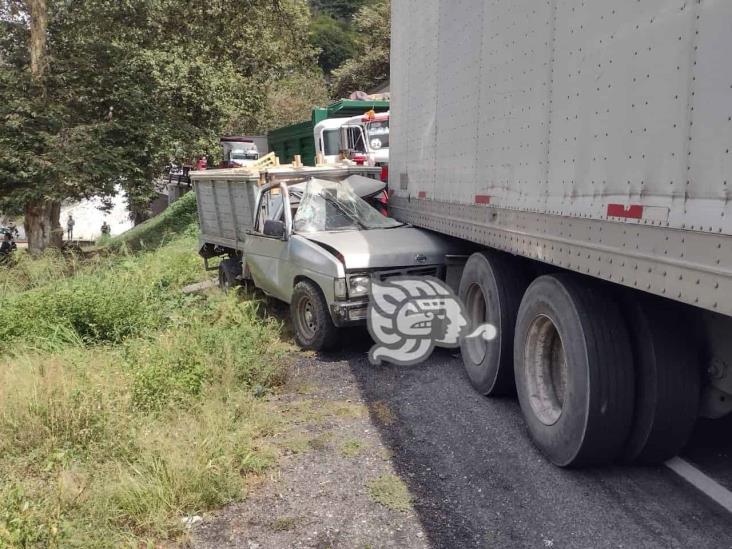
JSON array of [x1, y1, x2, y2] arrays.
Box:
[[524, 314, 567, 426], [464, 283, 489, 365], [296, 296, 317, 340]]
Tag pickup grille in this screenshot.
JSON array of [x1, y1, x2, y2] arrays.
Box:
[[375, 265, 442, 281]]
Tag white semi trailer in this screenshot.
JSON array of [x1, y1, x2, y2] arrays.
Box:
[[389, 0, 732, 467]]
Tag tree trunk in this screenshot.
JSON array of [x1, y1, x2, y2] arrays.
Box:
[[25, 1, 57, 256], [24, 199, 62, 254], [27, 0, 48, 83]]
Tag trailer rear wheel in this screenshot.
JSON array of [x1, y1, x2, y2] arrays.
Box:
[[291, 280, 339, 351], [458, 251, 529, 395], [621, 296, 700, 464], [514, 274, 635, 467]]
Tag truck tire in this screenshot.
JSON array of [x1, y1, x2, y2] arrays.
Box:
[[458, 251, 529, 395], [218, 258, 241, 293], [621, 295, 700, 464], [514, 274, 635, 467], [291, 280, 339, 351]]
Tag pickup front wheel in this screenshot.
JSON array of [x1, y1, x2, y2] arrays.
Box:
[[291, 280, 339, 351]]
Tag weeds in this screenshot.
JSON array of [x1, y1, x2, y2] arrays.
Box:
[[371, 401, 396, 426], [367, 474, 412, 513], [0, 194, 293, 546], [340, 439, 365, 458], [106, 191, 199, 252], [271, 516, 299, 532]]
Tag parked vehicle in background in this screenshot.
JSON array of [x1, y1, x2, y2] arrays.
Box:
[[1, 223, 19, 239], [388, 0, 732, 467], [192, 165, 465, 350], [220, 136, 261, 167], [340, 111, 389, 167], [313, 112, 390, 185], [268, 99, 389, 166], [313, 118, 348, 165]]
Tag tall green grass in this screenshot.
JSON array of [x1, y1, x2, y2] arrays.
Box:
[[107, 190, 199, 251], [0, 194, 292, 547]]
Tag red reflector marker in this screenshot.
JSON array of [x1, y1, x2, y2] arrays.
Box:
[[607, 204, 644, 219], [380, 165, 389, 182]]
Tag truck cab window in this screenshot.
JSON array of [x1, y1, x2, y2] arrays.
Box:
[[346, 127, 367, 153], [322, 130, 341, 156], [255, 189, 284, 233]]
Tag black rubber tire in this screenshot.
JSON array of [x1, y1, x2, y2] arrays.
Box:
[[621, 295, 701, 464], [458, 251, 530, 395], [218, 258, 241, 293], [514, 274, 635, 467], [291, 280, 339, 351]]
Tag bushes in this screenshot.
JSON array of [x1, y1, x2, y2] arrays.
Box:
[[0, 300, 289, 545], [0, 235, 204, 354], [129, 298, 288, 411], [0, 248, 78, 295], [0, 277, 158, 350], [0, 206, 293, 546]]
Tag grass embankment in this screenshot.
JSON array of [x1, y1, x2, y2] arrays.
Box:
[[0, 193, 291, 547]]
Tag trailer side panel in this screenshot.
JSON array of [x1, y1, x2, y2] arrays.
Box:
[[390, 0, 732, 315]]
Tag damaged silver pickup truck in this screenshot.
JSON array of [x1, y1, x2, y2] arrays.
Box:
[[192, 165, 467, 350]]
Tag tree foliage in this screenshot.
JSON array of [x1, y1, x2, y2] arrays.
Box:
[[0, 0, 317, 251], [331, 0, 390, 97], [309, 0, 365, 21], [231, 71, 330, 135], [309, 13, 357, 74]]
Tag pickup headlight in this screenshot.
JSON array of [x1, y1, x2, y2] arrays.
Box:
[[349, 275, 371, 298]]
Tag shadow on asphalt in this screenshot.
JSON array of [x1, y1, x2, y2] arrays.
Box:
[[251, 288, 732, 547], [317, 330, 732, 549], [684, 414, 732, 491]]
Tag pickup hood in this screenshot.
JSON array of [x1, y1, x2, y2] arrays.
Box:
[[303, 227, 461, 270]]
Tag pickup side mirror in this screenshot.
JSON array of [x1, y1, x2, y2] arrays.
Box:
[[263, 219, 286, 239]]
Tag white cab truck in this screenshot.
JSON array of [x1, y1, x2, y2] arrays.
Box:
[[389, 0, 732, 466], [220, 136, 261, 167], [314, 112, 390, 167]]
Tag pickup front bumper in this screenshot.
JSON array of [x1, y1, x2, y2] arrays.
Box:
[[330, 300, 369, 327]]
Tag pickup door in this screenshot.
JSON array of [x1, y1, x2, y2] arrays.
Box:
[[245, 184, 292, 301]]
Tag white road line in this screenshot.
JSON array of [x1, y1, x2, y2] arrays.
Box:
[[666, 457, 732, 514]]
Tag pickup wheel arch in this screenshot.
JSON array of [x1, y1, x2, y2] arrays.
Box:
[[291, 279, 339, 351]]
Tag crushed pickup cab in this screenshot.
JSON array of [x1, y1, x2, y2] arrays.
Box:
[[192, 165, 468, 350]]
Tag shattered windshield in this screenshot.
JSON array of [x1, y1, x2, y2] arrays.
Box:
[[293, 178, 402, 233]]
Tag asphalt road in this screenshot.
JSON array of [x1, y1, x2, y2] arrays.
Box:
[[330, 330, 732, 549]]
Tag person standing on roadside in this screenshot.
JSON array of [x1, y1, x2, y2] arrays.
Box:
[[66, 213, 75, 241], [7, 220, 18, 238], [0, 232, 16, 257]]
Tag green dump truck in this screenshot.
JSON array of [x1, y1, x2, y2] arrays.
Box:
[[267, 99, 389, 166]]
